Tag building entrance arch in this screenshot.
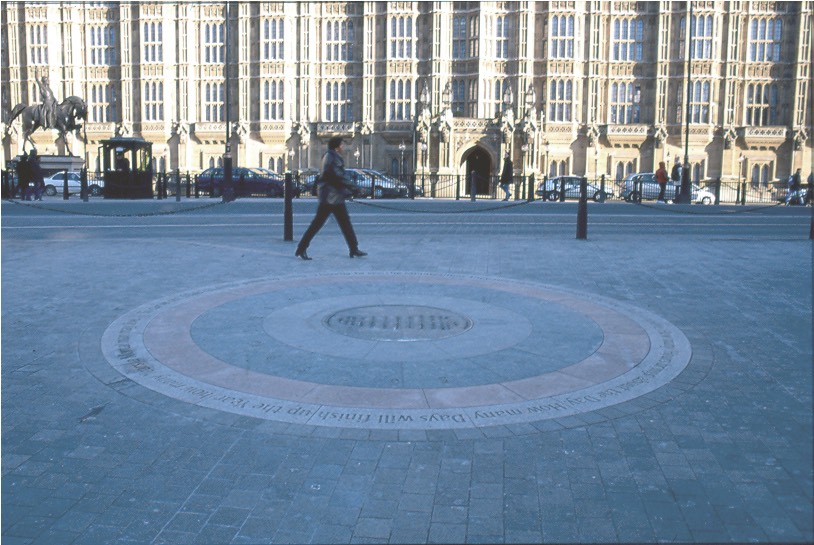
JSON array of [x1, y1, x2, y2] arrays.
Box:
[[461, 146, 493, 196]]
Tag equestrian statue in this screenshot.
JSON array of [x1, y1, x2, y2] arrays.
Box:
[[8, 74, 87, 156]]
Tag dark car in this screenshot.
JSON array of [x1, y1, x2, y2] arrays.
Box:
[[196, 167, 288, 197], [345, 169, 406, 198], [359, 169, 421, 197], [256, 168, 302, 197]]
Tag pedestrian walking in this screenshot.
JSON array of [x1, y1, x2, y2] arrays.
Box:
[[655, 161, 669, 203], [499, 153, 513, 201], [295, 136, 366, 260], [785, 168, 802, 205]]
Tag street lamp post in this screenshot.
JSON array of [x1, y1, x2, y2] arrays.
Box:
[[421, 141, 427, 198], [544, 142, 550, 178], [398, 141, 406, 179], [738, 154, 745, 204]]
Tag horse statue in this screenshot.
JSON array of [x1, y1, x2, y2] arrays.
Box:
[[9, 95, 87, 156]]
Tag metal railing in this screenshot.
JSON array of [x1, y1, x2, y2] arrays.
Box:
[[2, 166, 809, 207]]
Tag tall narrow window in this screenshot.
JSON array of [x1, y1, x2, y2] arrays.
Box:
[[611, 18, 643, 61], [204, 82, 224, 121], [610, 82, 641, 123], [493, 79, 509, 118], [746, 83, 778, 126], [326, 20, 354, 61], [91, 25, 116, 65], [29, 24, 49, 65], [262, 80, 284, 120], [143, 81, 164, 121], [325, 81, 353, 122], [495, 15, 509, 59], [452, 16, 467, 59], [389, 79, 412, 121], [749, 18, 782, 61], [90, 83, 113, 122], [690, 81, 710, 123], [693, 15, 713, 59], [451, 80, 466, 116], [203, 23, 224, 64], [143, 21, 163, 63], [389, 15, 414, 59], [262, 18, 284, 60], [548, 79, 573, 122], [550, 15, 575, 59]]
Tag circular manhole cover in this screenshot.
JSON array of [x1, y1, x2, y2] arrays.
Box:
[[323, 305, 473, 341]]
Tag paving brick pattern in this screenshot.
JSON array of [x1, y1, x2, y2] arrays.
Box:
[[2, 200, 812, 544]]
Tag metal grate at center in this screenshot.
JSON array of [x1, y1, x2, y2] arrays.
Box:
[[323, 305, 474, 341]]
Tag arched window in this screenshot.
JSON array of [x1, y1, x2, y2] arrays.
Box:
[[550, 15, 575, 59], [549, 79, 573, 122], [749, 17, 782, 61], [262, 18, 284, 60], [388, 79, 412, 121], [389, 16, 415, 59], [612, 18, 643, 61]]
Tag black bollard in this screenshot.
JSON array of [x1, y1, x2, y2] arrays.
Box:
[[470, 173, 476, 202], [714, 178, 721, 205], [576, 177, 588, 240], [284, 172, 293, 242], [80, 168, 88, 202], [176, 168, 181, 202], [528, 174, 535, 201], [559, 177, 566, 202], [63, 170, 69, 200], [741, 181, 747, 205], [541, 175, 548, 201], [186, 172, 192, 198]]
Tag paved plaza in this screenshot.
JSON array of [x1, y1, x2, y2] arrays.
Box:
[[2, 197, 812, 544]]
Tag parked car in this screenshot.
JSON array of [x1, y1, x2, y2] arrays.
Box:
[[256, 168, 302, 197], [296, 169, 321, 196], [358, 169, 415, 198], [535, 175, 613, 202], [43, 171, 103, 197], [196, 167, 289, 197], [693, 184, 716, 205], [345, 169, 406, 198], [621, 173, 675, 202], [622, 173, 718, 204]]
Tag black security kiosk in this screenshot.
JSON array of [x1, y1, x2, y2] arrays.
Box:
[[100, 137, 154, 199]]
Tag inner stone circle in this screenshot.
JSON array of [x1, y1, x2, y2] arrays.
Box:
[[323, 305, 473, 341]]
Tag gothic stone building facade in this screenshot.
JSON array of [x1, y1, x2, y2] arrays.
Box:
[[1, 1, 811, 187]]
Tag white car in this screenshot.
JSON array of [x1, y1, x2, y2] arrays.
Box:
[[693, 184, 715, 205], [43, 171, 103, 197]]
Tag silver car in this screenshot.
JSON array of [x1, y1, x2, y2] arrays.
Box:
[[43, 171, 103, 197], [536, 175, 614, 202]]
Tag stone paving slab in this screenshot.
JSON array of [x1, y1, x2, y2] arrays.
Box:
[[2, 199, 812, 544]]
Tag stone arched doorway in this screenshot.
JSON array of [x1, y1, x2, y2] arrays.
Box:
[[462, 146, 493, 196]]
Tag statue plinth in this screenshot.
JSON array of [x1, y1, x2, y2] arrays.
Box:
[[15, 154, 85, 177]]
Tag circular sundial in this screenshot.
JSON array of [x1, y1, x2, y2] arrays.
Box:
[[100, 272, 692, 431]]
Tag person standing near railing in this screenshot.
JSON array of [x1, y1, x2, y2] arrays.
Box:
[[499, 153, 513, 201], [656, 161, 669, 203]]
